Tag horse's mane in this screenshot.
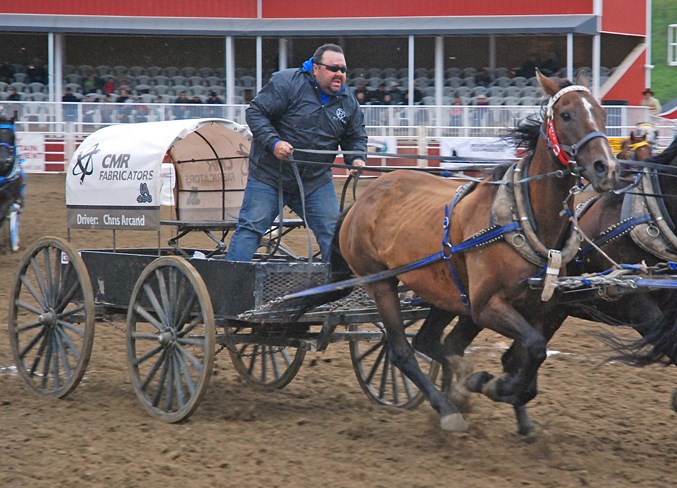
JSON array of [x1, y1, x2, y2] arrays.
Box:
[[504, 78, 573, 154], [648, 136, 677, 166]]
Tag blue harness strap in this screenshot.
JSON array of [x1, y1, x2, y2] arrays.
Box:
[[577, 214, 652, 258]]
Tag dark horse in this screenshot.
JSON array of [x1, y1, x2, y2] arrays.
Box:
[[282, 71, 619, 434], [554, 136, 677, 409], [0, 114, 23, 227]]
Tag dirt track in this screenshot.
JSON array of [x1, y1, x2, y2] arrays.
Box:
[[0, 174, 675, 488]]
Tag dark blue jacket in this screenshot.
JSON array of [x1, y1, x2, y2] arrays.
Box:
[[245, 61, 368, 194]]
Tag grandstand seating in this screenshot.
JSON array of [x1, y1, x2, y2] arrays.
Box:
[[0, 62, 617, 110]]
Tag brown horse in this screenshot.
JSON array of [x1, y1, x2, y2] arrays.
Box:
[[617, 130, 652, 162], [284, 71, 619, 434]]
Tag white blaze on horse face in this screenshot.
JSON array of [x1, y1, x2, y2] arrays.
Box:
[[581, 98, 598, 129]]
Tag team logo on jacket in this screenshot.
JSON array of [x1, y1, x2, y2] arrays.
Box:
[[335, 108, 346, 123]]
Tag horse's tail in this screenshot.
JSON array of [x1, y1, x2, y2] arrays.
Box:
[[591, 307, 677, 367], [269, 210, 355, 318]]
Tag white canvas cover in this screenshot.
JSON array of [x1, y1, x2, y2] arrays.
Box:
[[66, 118, 251, 230]]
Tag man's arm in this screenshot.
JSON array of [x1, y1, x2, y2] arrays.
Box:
[[245, 72, 291, 153]]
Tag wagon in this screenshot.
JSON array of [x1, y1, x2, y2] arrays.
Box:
[[7, 119, 438, 422]]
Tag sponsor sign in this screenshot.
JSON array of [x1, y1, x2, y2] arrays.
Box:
[[17, 133, 46, 173], [439, 137, 516, 169]]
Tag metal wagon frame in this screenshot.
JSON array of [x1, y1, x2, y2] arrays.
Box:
[[7, 119, 437, 423]]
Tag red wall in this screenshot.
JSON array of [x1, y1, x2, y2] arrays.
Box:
[[603, 52, 647, 106], [602, 0, 646, 36], [263, 1, 594, 18], [0, 1, 258, 18], [0, 0, 594, 18]]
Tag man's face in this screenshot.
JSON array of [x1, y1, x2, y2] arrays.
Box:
[[313, 50, 347, 95]]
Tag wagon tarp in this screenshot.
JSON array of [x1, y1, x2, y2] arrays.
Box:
[[66, 118, 251, 230]]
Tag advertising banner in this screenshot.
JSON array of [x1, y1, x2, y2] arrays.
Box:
[[17, 133, 45, 172]]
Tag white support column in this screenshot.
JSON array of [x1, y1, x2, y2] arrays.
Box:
[[567, 33, 574, 81], [592, 34, 601, 98], [50, 33, 64, 128], [645, 0, 653, 88], [408, 35, 415, 104], [225, 36, 235, 106], [256, 36, 263, 93], [435, 36, 444, 130], [278, 38, 288, 71]]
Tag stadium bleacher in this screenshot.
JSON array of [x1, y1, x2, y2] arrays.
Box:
[[0, 63, 613, 106]]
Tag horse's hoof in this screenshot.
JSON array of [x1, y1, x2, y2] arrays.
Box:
[[448, 384, 472, 413], [440, 413, 468, 432], [466, 371, 494, 393]]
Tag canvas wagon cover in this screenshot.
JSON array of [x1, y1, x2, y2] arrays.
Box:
[[66, 118, 251, 230]]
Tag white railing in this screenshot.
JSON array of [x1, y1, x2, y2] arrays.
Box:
[[3, 101, 674, 168]]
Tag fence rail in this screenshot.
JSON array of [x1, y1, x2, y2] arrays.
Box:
[[3, 100, 675, 171]]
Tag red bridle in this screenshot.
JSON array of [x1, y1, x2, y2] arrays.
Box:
[[542, 85, 609, 168]]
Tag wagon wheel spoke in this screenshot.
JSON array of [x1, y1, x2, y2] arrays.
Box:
[[227, 327, 306, 390], [127, 256, 214, 423], [349, 319, 440, 409], [9, 237, 95, 399]]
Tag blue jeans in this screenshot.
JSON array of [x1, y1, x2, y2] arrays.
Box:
[[226, 177, 339, 262]]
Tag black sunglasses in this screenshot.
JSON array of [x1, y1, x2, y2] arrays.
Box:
[[316, 62, 347, 74]]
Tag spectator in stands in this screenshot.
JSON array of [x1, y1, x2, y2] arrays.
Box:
[[243, 89, 254, 104], [115, 88, 133, 122], [82, 94, 98, 125], [226, 43, 367, 263], [116, 88, 131, 104], [471, 93, 490, 136], [62, 87, 79, 122], [476, 68, 492, 87], [83, 72, 101, 95], [369, 83, 389, 105], [519, 53, 540, 78], [173, 91, 190, 119], [134, 97, 149, 122], [641, 88, 662, 116], [405, 82, 423, 105], [0, 60, 14, 83], [6, 86, 21, 101], [190, 95, 204, 117], [449, 96, 464, 131], [102, 78, 115, 96], [388, 81, 405, 105], [205, 91, 223, 118], [26, 58, 48, 84], [540, 51, 560, 76], [100, 95, 114, 123], [353, 81, 369, 105], [206, 91, 222, 104]]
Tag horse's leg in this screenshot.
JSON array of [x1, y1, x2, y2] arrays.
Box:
[[368, 279, 467, 432], [487, 308, 569, 435], [442, 316, 483, 411], [412, 306, 455, 389], [464, 297, 548, 424]]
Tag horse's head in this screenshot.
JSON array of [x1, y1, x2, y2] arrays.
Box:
[[0, 114, 17, 177], [624, 131, 652, 161], [537, 70, 619, 191]]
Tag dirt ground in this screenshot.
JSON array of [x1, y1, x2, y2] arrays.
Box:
[[0, 174, 675, 488]]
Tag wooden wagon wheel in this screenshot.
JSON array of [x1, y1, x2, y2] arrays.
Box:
[[349, 319, 440, 409], [8, 236, 95, 398], [126, 256, 215, 423], [226, 325, 306, 389]]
